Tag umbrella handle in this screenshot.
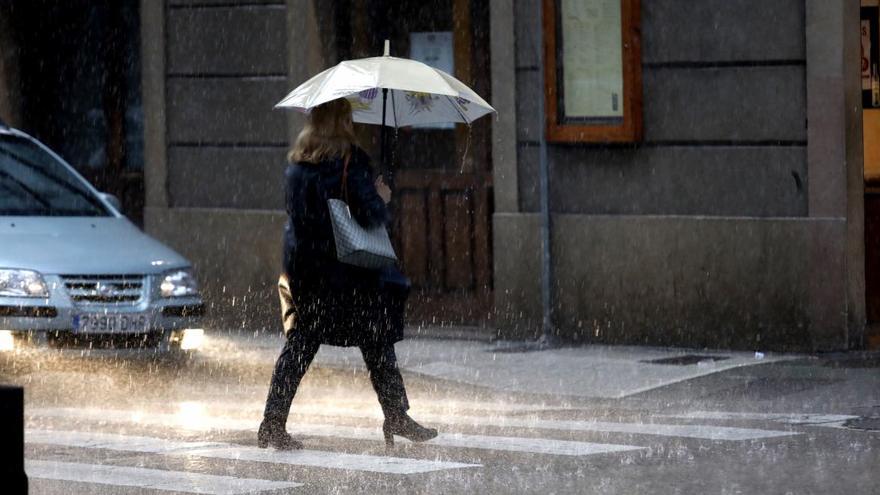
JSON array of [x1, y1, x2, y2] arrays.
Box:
[[380, 87, 389, 178]]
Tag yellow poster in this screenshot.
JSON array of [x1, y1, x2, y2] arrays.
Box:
[[560, 0, 623, 119]]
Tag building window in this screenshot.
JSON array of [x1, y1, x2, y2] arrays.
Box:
[[543, 0, 642, 142]]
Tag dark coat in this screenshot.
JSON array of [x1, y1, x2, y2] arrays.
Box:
[[282, 146, 409, 346]]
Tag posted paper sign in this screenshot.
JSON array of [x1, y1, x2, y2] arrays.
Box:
[[410, 31, 454, 129], [410, 31, 454, 75], [560, 0, 624, 119]]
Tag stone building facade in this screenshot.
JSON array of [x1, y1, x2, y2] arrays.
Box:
[[140, 1, 866, 351]]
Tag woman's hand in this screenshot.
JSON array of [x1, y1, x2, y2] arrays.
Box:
[[375, 175, 392, 204]]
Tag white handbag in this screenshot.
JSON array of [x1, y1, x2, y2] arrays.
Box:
[[326, 155, 398, 269]]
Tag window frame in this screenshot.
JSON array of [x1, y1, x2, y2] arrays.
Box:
[[543, 0, 643, 143]]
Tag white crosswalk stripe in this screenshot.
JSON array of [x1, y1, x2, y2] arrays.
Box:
[[27, 460, 302, 495], [414, 431, 642, 456], [662, 411, 859, 426], [284, 424, 646, 456], [279, 405, 801, 441], [27, 429, 226, 454], [27, 430, 479, 474], [412, 415, 801, 441], [179, 445, 478, 474], [283, 407, 801, 441]]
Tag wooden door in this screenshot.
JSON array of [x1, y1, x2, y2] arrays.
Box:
[[395, 160, 493, 325]]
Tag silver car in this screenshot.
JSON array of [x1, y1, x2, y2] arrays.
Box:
[[0, 123, 204, 353]]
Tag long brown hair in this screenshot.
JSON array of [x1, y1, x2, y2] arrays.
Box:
[[289, 98, 358, 163]]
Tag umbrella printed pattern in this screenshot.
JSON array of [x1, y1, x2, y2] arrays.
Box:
[[348, 88, 378, 112], [404, 92, 437, 115]]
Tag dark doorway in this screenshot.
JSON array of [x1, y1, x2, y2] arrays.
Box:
[[9, 0, 145, 225], [339, 0, 495, 326], [865, 194, 880, 348]]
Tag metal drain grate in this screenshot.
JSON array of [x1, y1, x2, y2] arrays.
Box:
[[641, 355, 731, 366], [843, 417, 880, 431], [843, 406, 880, 431]]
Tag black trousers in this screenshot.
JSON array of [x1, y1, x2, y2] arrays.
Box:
[[262, 330, 410, 425]]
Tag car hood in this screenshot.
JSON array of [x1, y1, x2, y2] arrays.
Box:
[[0, 217, 190, 275]]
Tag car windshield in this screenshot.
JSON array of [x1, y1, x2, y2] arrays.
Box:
[[0, 133, 109, 216]]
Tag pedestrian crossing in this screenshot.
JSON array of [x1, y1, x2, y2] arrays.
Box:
[[25, 407, 815, 494], [30, 407, 648, 456]]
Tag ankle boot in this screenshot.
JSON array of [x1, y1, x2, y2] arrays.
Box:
[[382, 413, 438, 447], [257, 419, 303, 450]]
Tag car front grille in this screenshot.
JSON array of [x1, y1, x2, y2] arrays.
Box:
[[61, 275, 146, 305]]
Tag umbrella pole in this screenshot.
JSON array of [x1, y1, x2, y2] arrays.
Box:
[[380, 88, 388, 176]]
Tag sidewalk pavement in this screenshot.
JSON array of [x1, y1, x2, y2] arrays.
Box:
[[207, 328, 798, 400]]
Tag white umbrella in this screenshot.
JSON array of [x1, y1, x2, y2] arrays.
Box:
[[275, 41, 496, 128], [275, 41, 495, 171]]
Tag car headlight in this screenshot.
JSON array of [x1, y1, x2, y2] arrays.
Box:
[[0, 269, 49, 298], [160, 269, 199, 298]]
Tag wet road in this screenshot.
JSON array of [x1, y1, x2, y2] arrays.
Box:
[[3, 333, 879, 494]]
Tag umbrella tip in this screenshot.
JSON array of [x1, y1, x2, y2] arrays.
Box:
[[383, 39, 390, 57]]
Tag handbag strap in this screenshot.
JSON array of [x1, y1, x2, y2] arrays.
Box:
[[340, 152, 351, 204]]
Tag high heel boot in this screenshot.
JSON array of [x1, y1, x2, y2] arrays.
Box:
[[382, 413, 438, 447], [257, 419, 303, 450]]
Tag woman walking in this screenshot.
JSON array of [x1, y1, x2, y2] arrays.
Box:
[[258, 98, 437, 450]]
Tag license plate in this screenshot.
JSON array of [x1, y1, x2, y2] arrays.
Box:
[[73, 314, 149, 333]]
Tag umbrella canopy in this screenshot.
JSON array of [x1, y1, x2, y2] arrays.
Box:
[[275, 51, 495, 127]]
